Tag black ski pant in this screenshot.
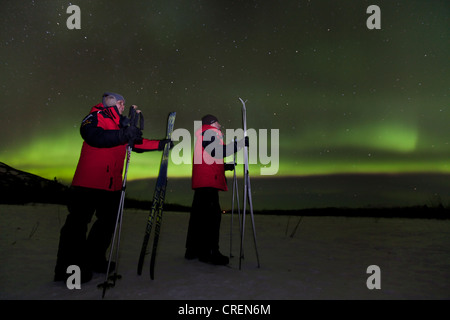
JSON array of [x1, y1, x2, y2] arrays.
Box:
[[185, 187, 222, 257], [55, 186, 120, 275]]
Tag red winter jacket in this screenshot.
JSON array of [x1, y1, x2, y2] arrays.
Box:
[[71, 103, 160, 191], [192, 124, 228, 191]]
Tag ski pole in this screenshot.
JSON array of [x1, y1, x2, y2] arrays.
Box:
[[230, 141, 240, 258], [99, 106, 143, 298]]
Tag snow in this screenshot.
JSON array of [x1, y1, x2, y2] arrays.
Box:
[[1, 204, 449, 300]]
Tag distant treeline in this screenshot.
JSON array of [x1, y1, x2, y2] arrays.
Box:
[[1, 162, 449, 219], [249, 206, 450, 220]]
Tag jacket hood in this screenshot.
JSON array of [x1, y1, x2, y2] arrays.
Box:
[[89, 103, 120, 119]]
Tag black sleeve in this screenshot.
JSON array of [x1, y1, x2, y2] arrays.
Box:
[[202, 134, 237, 159], [80, 113, 125, 148]]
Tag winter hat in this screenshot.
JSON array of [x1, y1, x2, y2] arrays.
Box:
[[102, 92, 125, 106], [202, 114, 219, 125]]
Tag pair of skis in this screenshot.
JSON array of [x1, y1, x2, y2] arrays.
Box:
[[137, 111, 176, 280], [230, 98, 260, 270]]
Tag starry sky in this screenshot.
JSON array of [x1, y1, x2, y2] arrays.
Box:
[[1, 0, 449, 186]]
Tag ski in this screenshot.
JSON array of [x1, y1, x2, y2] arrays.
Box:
[[137, 111, 176, 279], [238, 98, 260, 270]]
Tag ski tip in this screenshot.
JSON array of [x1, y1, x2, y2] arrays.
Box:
[[137, 260, 145, 275]]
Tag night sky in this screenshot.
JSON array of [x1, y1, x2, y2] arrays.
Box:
[[1, 1, 449, 190]]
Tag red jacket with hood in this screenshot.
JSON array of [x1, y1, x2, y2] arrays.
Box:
[[71, 103, 160, 191]]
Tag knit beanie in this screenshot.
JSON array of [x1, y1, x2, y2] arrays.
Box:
[[102, 92, 125, 106], [202, 114, 219, 125]]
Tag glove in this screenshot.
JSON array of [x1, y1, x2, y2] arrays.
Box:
[[119, 126, 143, 144], [244, 136, 249, 147], [158, 139, 174, 151], [119, 115, 130, 128], [224, 163, 235, 171]]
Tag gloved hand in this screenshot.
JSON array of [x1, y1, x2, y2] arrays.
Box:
[[158, 139, 174, 151], [119, 126, 143, 144], [119, 116, 131, 128], [224, 163, 235, 171]]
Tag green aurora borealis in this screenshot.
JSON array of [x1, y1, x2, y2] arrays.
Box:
[[1, 0, 449, 186]]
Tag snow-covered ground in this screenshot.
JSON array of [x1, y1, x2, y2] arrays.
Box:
[[1, 204, 449, 300]]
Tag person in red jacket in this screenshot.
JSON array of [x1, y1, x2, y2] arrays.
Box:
[[185, 114, 247, 265], [54, 92, 170, 283]]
